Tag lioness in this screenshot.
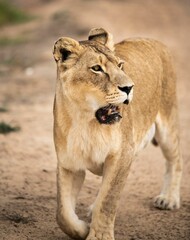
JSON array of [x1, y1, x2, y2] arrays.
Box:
[[53, 28, 182, 240]]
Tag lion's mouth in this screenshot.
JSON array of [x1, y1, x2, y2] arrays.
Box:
[[95, 104, 122, 124]]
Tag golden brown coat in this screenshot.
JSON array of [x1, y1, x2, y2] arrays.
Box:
[[53, 28, 182, 240]]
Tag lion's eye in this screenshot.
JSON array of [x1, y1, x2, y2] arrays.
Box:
[[118, 62, 124, 70], [91, 65, 103, 72]]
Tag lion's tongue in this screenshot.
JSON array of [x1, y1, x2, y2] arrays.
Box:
[[95, 104, 122, 124]]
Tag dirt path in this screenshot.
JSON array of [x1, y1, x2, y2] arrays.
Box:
[[0, 0, 190, 239]]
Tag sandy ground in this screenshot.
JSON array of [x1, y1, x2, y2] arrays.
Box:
[[0, 0, 190, 239]]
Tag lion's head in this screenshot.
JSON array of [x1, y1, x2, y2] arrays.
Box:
[[53, 28, 134, 124]]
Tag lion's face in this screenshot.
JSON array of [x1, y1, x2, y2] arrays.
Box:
[[53, 28, 134, 123]]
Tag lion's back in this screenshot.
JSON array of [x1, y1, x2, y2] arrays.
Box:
[[115, 38, 177, 128]]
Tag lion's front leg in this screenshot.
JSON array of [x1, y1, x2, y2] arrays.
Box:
[[57, 165, 89, 239], [87, 153, 133, 240]]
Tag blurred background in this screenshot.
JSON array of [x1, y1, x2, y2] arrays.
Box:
[[0, 0, 189, 239]]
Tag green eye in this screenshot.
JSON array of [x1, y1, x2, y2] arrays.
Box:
[[91, 65, 103, 72]]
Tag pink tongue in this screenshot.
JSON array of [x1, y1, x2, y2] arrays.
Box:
[[101, 115, 106, 121]]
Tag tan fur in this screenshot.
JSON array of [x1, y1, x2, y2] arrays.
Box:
[[53, 28, 183, 240]]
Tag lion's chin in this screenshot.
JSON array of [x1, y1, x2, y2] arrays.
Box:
[[95, 104, 122, 125]]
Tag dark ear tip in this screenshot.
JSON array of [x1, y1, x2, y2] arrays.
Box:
[[88, 28, 108, 39], [88, 33, 107, 41], [89, 27, 107, 35]]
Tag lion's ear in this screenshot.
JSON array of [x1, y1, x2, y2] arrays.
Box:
[[88, 28, 114, 51], [53, 37, 81, 62]]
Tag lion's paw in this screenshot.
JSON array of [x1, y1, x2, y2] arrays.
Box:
[[86, 228, 114, 240], [153, 194, 180, 210], [57, 213, 89, 239]]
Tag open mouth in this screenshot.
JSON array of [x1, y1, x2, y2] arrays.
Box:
[[95, 104, 122, 124]]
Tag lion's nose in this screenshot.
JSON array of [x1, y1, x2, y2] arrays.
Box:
[[118, 85, 134, 95]]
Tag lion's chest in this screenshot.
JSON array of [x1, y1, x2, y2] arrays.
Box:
[[65, 120, 121, 171]]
